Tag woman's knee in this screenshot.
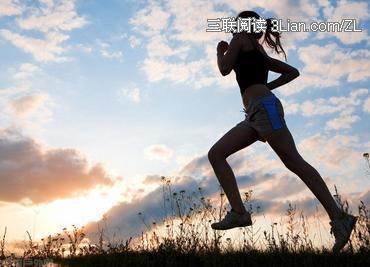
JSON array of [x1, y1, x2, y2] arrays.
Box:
[[208, 146, 225, 164], [282, 154, 310, 174], [281, 153, 304, 171], [282, 158, 298, 172]]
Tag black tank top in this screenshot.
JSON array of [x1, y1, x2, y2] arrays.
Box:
[[233, 47, 269, 95]]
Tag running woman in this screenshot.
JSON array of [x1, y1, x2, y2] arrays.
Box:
[[208, 10, 357, 253]]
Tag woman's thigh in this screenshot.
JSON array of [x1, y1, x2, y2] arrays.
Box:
[[209, 123, 259, 159], [265, 125, 302, 164]]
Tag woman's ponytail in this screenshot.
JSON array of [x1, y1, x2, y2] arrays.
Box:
[[264, 18, 287, 61]]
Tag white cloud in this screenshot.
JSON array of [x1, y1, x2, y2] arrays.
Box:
[[75, 43, 93, 53], [128, 0, 235, 90], [16, 0, 88, 32], [280, 44, 370, 95], [282, 101, 300, 115], [129, 1, 170, 37], [282, 87, 365, 133], [282, 88, 368, 116], [146, 35, 190, 59], [300, 88, 368, 115], [164, 0, 226, 43], [101, 49, 123, 59], [140, 39, 234, 89], [0, 29, 70, 62], [317, 0, 370, 45], [144, 144, 173, 162], [12, 63, 41, 81], [142, 57, 204, 84], [1, 0, 88, 62], [96, 39, 123, 60], [297, 133, 363, 182], [5, 93, 54, 129], [0, 0, 23, 17], [0, 63, 53, 130], [0, 127, 114, 204], [96, 39, 110, 48], [325, 112, 360, 130], [9, 94, 48, 118]]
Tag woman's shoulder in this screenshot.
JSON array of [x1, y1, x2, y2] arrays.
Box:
[[236, 33, 268, 55]]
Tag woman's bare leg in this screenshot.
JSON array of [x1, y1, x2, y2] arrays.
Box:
[[208, 125, 259, 214], [265, 126, 343, 221]]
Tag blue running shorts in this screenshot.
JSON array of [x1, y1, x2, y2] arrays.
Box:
[[235, 92, 287, 142]]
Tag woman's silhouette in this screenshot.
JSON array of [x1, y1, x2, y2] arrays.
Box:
[[208, 10, 357, 253]]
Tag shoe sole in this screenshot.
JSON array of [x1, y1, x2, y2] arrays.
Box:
[[211, 219, 252, 230]]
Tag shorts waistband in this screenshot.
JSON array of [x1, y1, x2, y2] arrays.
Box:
[[244, 92, 275, 111]]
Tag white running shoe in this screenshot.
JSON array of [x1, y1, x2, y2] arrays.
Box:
[[329, 213, 358, 252], [211, 209, 252, 230]]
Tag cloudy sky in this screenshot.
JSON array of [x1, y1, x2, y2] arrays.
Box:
[[0, 0, 369, 250]]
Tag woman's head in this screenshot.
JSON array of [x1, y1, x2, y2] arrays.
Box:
[[234, 10, 287, 61], [234, 11, 263, 39]]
